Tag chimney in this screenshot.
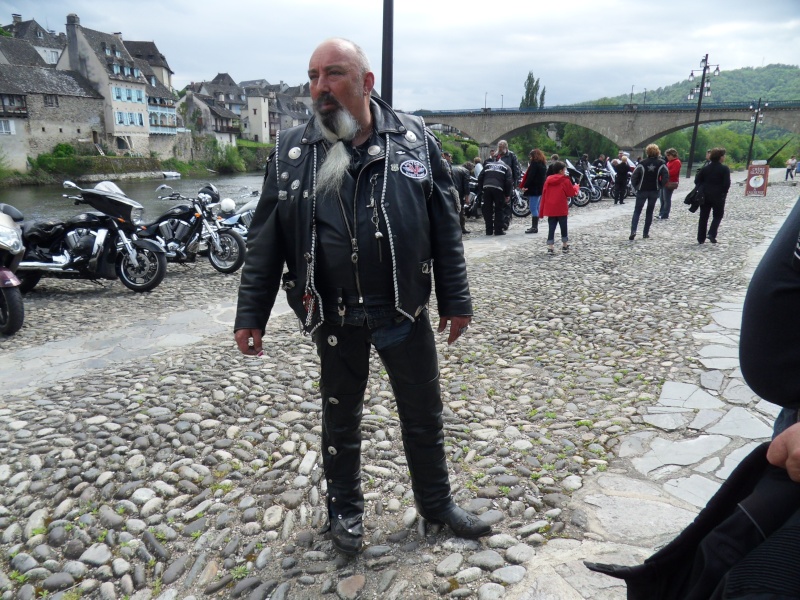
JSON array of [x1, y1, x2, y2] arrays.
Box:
[[114, 32, 122, 40], [12, 14, 21, 24], [65, 14, 81, 73]]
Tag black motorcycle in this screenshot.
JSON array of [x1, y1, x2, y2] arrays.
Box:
[[0, 203, 25, 334], [16, 181, 167, 294], [138, 183, 246, 274]]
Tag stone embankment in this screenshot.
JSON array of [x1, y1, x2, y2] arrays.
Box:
[[0, 178, 797, 599]]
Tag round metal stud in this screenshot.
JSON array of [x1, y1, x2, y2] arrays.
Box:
[[327, 335, 338, 346], [328, 446, 337, 455], [288, 146, 302, 159], [329, 397, 339, 405], [404, 131, 417, 142], [367, 145, 381, 156], [280, 171, 290, 181], [291, 180, 300, 190]]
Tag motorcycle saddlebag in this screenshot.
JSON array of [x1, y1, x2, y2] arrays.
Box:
[[22, 220, 65, 246]]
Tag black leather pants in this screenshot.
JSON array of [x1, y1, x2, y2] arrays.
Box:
[[313, 310, 451, 525]]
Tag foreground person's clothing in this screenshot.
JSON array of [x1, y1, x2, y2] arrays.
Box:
[[235, 96, 487, 551]]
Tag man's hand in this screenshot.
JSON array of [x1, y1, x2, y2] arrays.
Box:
[[437, 315, 471, 345], [234, 328, 264, 356], [767, 422, 800, 482]]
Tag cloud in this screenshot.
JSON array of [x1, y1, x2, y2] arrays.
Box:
[[2, 0, 797, 110]]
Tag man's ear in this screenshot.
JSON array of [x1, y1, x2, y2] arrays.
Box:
[[363, 71, 375, 96]]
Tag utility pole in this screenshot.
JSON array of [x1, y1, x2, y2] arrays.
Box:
[[381, 0, 394, 106]]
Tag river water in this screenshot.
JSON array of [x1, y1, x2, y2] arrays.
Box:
[[0, 173, 265, 222]]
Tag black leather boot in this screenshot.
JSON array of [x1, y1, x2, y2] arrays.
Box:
[[393, 377, 492, 539], [526, 217, 539, 234]]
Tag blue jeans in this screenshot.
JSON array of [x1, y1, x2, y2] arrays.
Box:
[[631, 190, 658, 236], [546, 216, 568, 244], [528, 195, 541, 216], [659, 187, 675, 219]]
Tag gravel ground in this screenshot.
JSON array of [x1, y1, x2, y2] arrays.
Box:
[[1, 179, 798, 600]]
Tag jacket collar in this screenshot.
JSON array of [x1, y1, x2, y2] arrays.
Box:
[[298, 96, 408, 145]]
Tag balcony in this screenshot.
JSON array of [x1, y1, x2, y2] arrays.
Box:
[[149, 124, 177, 135], [214, 125, 240, 134], [0, 106, 28, 118]]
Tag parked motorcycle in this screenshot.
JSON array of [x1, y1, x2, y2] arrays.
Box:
[[464, 176, 483, 219], [0, 203, 25, 334], [565, 160, 590, 207], [510, 187, 530, 218], [218, 196, 258, 242], [138, 183, 246, 274], [16, 181, 167, 294]]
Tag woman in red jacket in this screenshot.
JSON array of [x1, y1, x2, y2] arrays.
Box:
[[658, 148, 682, 220], [539, 161, 580, 254]]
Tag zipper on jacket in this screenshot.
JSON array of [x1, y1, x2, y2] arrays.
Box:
[[349, 156, 385, 305]]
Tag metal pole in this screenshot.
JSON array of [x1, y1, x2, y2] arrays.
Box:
[[484, 92, 487, 109], [630, 85, 634, 104], [746, 98, 761, 167], [685, 54, 708, 179], [381, 0, 393, 106]]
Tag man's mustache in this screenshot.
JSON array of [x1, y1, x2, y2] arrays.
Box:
[[315, 93, 341, 112]]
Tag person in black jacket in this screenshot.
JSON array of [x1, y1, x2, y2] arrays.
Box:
[[628, 144, 669, 241], [444, 151, 471, 234], [612, 156, 630, 204], [496, 140, 521, 230], [233, 38, 491, 555], [477, 156, 513, 235], [520, 148, 548, 233], [694, 147, 731, 244]]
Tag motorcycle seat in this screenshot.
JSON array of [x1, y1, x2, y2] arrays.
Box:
[[0, 203, 24, 222]]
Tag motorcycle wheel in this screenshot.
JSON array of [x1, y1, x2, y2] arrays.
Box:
[[572, 189, 590, 207], [208, 229, 246, 274], [511, 191, 530, 218], [0, 286, 24, 335], [18, 272, 41, 294], [587, 186, 603, 203], [116, 248, 167, 292]]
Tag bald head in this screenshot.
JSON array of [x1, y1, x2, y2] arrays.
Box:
[[308, 38, 375, 145]]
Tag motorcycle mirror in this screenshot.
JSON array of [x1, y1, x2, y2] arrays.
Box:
[[63, 181, 79, 190], [156, 184, 172, 192]]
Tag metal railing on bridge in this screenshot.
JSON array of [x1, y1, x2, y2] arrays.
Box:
[[415, 100, 800, 116]]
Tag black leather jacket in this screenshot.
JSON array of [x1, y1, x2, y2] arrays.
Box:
[[235, 97, 472, 334]]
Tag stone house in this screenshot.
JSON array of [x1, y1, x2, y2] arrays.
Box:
[[0, 37, 49, 68], [186, 73, 246, 116], [58, 14, 151, 155], [2, 14, 65, 66], [177, 91, 240, 148], [239, 80, 311, 144], [123, 40, 174, 92], [0, 64, 104, 170]]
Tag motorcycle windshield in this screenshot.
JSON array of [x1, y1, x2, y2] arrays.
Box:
[[238, 198, 259, 214], [79, 189, 143, 223]]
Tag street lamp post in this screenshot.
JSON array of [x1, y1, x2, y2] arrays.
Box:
[[685, 54, 720, 178], [746, 98, 767, 167], [630, 85, 634, 104], [501, 94, 504, 109], [484, 92, 487, 110], [643, 88, 647, 105]]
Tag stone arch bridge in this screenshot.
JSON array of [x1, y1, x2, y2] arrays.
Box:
[[415, 101, 800, 157]]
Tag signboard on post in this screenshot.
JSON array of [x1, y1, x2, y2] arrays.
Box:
[[745, 160, 769, 197]]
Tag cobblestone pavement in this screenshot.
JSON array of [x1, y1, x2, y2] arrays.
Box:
[[1, 175, 798, 600]]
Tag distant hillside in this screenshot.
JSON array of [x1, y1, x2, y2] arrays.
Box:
[[591, 64, 800, 106]]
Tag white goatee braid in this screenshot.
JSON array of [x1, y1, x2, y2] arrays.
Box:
[[315, 106, 359, 197]]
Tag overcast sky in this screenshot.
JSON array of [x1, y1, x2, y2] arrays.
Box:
[[4, 0, 798, 111]]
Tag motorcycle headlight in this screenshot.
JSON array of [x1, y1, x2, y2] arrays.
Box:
[[130, 207, 144, 226], [0, 224, 23, 254]]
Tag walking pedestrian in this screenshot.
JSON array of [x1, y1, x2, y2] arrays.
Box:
[[658, 148, 681, 220], [472, 156, 483, 179], [233, 37, 491, 556], [628, 144, 668, 241], [539, 160, 579, 254], [695, 147, 731, 244], [520, 148, 547, 234], [477, 152, 513, 236], [786, 155, 797, 181]]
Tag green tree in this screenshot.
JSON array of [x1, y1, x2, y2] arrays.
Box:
[[520, 72, 546, 109]]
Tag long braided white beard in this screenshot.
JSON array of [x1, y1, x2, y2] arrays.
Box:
[[316, 107, 359, 197]]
